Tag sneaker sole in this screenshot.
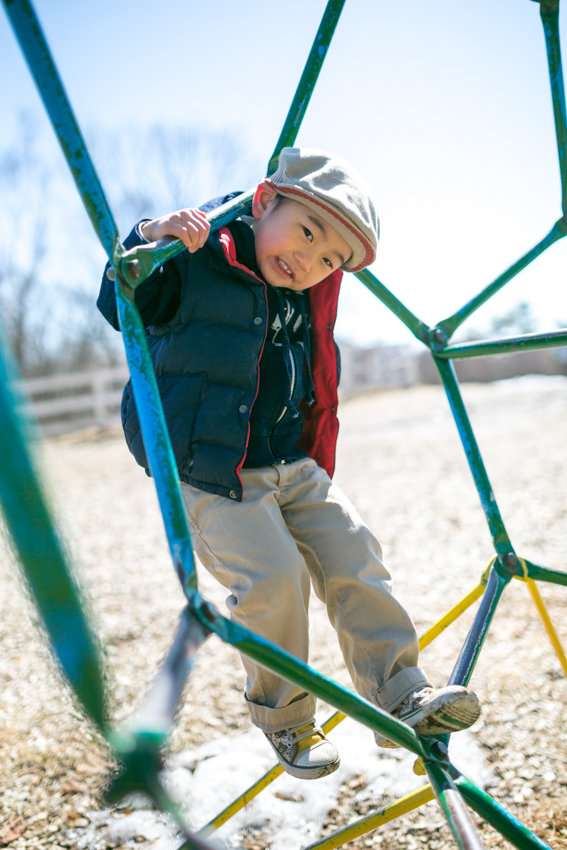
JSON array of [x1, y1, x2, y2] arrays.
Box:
[[376, 688, 481, 748]]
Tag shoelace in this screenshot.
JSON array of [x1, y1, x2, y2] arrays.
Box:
[[281, 721, 324, 749]]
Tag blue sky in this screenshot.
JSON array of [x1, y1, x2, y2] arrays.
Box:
[[1, 0, 566, 345]]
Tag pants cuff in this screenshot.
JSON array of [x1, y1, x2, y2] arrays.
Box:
[[245, 692, 317, 733], [371, 667, 431, 713]]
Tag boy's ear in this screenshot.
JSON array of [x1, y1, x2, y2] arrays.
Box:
[[252, 180, 279, 220]]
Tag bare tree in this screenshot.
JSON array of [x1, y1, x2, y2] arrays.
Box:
[[0, 115, 260, 377]]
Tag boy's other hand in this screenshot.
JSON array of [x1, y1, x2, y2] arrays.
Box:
[[140, 209, 210, 253]]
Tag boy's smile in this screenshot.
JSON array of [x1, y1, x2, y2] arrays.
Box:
[[251, 184, 352, 291]]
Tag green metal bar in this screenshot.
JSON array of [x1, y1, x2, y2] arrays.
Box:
[[435, 328, 567, 359], [538, 0, 567, 215], [424, 755, 484, 850], [191, 593, 427, 755], [454, 773, 552, 850], [117, 189, 256, 289], [519, 560, 567, 587], [115, 283, 198, 598], [434, 357, 512, 557], [2, 0, 121, 263], [355, 268, 431, 344], [0, 325, 105, 730], [436, 222, 565, 339], [266, 0, 347, 175], [120, 0, 348, 288]]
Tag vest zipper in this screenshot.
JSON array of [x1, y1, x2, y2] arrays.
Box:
[[273, 345, 296, 427]]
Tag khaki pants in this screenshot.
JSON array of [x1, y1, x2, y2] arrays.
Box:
[[181, 457, 429, 733]]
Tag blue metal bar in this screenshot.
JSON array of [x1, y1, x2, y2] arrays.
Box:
[[129, 608, 210, 744], [448, 567, 508, 688], [2, 0, 121, 263]]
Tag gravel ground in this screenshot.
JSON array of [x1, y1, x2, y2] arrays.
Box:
[[1, 377, 566, 850]]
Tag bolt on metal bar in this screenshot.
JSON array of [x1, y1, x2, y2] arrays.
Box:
[[436, 222, 566, 340], [266, 0, 347, 175], [538, 0, 567, 215], [2, 0, 121, 264], [115, 283, 198, 598], [434, 328, 567, 359], [355, 268, 431, 343], [453, 772, 553, 850], [448, 568, 508, 688], [191, 593, 427, 755], [434, 357, 512, 557], [0, 325, 105, 730]]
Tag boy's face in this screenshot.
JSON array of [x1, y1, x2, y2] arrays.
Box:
[[251, 184, 352, 291]]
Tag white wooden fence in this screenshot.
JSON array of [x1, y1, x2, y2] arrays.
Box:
[[19, 366, 130, 437], [18, 347, 422, 439]]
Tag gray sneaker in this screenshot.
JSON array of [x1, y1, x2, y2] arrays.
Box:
[[375, 685, 481, 749], [265, 720, 340, 780]]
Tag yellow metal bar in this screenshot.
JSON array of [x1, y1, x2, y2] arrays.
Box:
[[303, 785, 435, 850], [418, 560, 493, 650], [197, 764, 283, 836], [197, 562, 493, 837], [526, 577, 567, 677]]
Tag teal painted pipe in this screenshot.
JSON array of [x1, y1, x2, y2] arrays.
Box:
[[118, 189, 256, 289], [355, 268, 431, 344], [435, 328, 567, 359], [521, 561, 567, 587], [115, 283, 198, 597], [539, 0, 567, 215], [0, 327, 105, 730], [191, 593, 427, 755], [267, 0, 347, 175], [434, 358, 512, 557], [454, 772, 552, 850], [2, 0, 121, 263], [437, 222, 565, 339]]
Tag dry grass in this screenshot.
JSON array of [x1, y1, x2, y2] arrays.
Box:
[[1, 379, 566, 850]]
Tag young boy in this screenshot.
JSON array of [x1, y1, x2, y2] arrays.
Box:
[[98, 148, 480, 780]]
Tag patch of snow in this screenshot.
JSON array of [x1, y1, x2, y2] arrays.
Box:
[[75, 714, 493, 850]]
